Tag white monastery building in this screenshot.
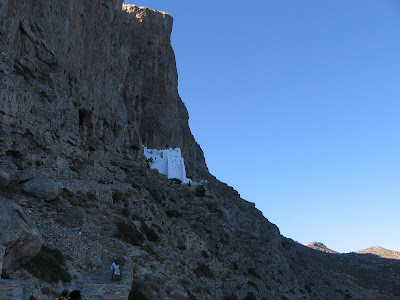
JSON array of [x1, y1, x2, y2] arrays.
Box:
[[143, 146, 190, 184]]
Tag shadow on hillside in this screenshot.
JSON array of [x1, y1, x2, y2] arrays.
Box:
[[299, 244, 400, 298]]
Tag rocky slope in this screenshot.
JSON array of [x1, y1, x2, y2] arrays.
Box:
[[356, 247, 400, 260], [0, 1, 397, 299], [303, 243, 400, 298]]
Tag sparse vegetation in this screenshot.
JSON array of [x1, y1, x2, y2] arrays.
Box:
[[170, 178, 182, 184], [166, 209, 182, 218], [248, 281, 259, 291], [115, 221, 145, 246], [194, 263, 213, 278], [201, 250, 210, 258], [248, 268, 262, 280], [129, 279, 151, 300], [112, 189, 130, 205], [38, 90, 50, 100], [141, 222, 160, 242], [304, 284, 312, 293], [55, 215, 70, 227], [148, 188, 163, 203], [194, 185, 206, 197], [1, 270, 10, 279], [130, 144, 140, 151], [244, 292, 257, 300], [121, 207, 130, 217], [129, 289, 149, 300], [146, 157, 154, 168], [24, 245, 71, 283]]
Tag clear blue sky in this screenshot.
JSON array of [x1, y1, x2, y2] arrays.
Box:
[[124, 1, 400, 253]]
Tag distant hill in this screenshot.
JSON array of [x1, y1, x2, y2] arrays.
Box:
[[302, 242, 400, 299], [305, 242, 338, 254], [356, 246, 400, 260]]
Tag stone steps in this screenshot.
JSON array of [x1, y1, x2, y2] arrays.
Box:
[[79, 283, 132, 300], [0, 279, 32, 300], [0, 245, 136, 299], [75, 258, 135, 300]]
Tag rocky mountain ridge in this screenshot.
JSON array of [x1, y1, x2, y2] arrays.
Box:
[[303, 242, 400, 298], [356, 247, 400, 260], [0, 1, 398, 299], [305, 242, 400, 258]]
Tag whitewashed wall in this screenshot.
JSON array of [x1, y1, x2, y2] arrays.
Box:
[[143, 147, 190, 183]]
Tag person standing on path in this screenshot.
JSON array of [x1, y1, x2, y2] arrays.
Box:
[[112, 261, 121, 281], [111, 259, 117, 280]]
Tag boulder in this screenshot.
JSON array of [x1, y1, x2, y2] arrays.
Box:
[[0, 197, 43, 269], [22, 176, 62, 201], [16, 172, 36, 184], [0, 170, 10, 188]]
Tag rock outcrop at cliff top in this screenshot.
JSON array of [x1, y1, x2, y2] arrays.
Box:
[[0, 1, 397, 300], [306, 241, 338, 254]]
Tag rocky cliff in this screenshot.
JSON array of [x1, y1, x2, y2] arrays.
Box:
[[0, 1, 396, 299], [0, 0, 207, 179]]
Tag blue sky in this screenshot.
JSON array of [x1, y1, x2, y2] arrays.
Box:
[[124, 1, 400, 253]]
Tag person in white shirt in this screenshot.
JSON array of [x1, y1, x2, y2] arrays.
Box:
[[112, 261, 121, 281], [111, 259, 117, 280]]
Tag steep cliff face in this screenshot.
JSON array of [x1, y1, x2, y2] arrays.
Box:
[[0, 0, 207, 179], [121, 5, 208, 178], [0, 1, 395, 300]]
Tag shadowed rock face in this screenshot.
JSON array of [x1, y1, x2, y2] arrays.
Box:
[[0, 0, 207, 179], [0, 197, 43, 269]]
